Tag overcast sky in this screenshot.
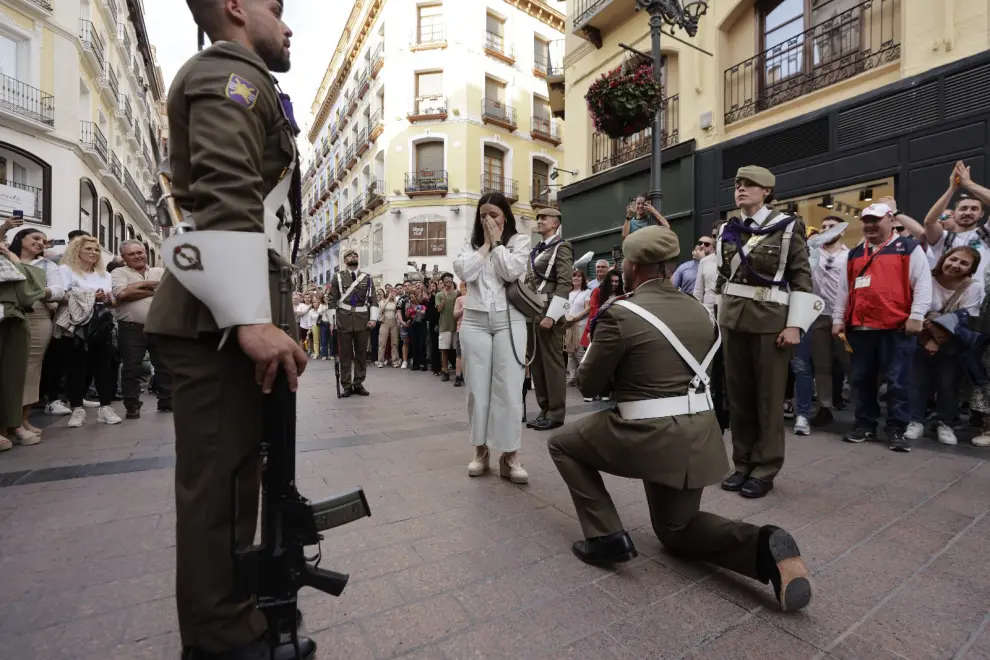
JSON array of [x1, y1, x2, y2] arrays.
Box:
[[144, 1, 348, 152]]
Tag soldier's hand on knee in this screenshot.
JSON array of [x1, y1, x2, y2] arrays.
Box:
[[237, 324, 309, 394]]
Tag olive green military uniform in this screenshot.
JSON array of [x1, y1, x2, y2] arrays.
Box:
[[548, 227, 769, 579], [716, 195, 813, 483], [325, 261, 378, 389], [526, 234, 573, 423], [145, 41, 296, 653]]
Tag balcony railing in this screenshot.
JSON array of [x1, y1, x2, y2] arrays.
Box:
[[369, 108, 384, 140], [80, 121, 108, 164], [531, 177, 558, 209], [110, 152, 122, 182], [24, 0, 53, 10], [0, 73, 54, 126], [364, 179, 385, 210], [411, 26, 445, 48], [724, 0, 900, 125], [1, 180, 43, 220], [79, 20, 105, 70], [356, 127, 369, 155], [370, 42, 384, 78], [531, 116, 561, 145], [329, 124, 339, 144], [122, 96, 133, 126], [107, 66, 119, 101], [484, 31, 515, 63], [344, 144, 357, 168], [124, 167, 145, 206], [591, 94, 679, 174], [408, 95, 447, 122], [405, 170, 449, 195], [121, 24, 132, 53], [574, 0, 611, 30], [105, 0, 118, 24], [357, 70, 370, 98], [482, 98, 517, 130], [481, 174, 519, 201], [534, 39, 564, 77]]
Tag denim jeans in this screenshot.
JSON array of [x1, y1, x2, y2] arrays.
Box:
[[318, 323, 331, 358], [847, 329, 916, 431], [791, 329, 815, 418]]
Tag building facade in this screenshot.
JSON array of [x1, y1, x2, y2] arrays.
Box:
[[296, 0, 567, 288], [0, 0, 166, 263], [557, 0, 990, 266]]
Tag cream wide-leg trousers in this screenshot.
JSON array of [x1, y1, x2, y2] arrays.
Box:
[[460, 306, 526, 453]]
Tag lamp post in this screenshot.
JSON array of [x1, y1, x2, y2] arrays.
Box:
[[633, 0, 708, 213]]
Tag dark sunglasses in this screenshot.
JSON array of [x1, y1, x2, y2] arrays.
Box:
[[697, 241, 713, 247], [893, 226, 905, 232]]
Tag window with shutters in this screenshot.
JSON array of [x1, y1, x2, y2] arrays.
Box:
[[485, 77, 505, 104], [483, 145, 505, 195], [417, 4, 443, 44], [360, 235, 370, 265], [416, 141, 444, 174], [412, 71, 445, 118], [408, 140, 447, 194], [534, 96, 550, 120], [532, 159, 553, 206], [534, 37, 549, 75], [408, 218, 447, 257], [483, 77, 515, 127], [485, 13, 510, 60]]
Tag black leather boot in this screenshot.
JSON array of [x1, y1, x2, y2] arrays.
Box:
[[571, 530, 638, 566]]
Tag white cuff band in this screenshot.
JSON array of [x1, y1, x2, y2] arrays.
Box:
[[786, 291, 825, 333], [370, 306, 380, 322], [163, 231, 272, 329], [545, 295, 570, 322]]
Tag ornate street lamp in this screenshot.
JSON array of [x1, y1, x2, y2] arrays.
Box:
[[634, 0, 708, 214]]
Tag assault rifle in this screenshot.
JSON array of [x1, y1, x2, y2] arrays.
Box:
[[233, 270, 371, 659]]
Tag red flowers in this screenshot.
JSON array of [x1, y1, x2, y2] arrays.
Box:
[[585, 64, 664, 139]]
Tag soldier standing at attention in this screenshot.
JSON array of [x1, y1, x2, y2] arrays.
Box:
[[145, 0, 314, 658], [525, 208, 574, 431], [325, 248, 379, 397], [547, 226, 813, 613], [716, 166, 820, 499]]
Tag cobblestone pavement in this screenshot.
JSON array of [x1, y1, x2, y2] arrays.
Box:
[[2, 360, 990, 659]]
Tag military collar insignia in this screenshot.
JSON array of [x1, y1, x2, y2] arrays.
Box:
[[226, 74, 259, 109]]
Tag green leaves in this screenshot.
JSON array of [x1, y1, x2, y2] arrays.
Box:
[[585, 64, 664, 139]]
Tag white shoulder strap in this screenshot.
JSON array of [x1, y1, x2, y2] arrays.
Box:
[[338, 271, 367, 305], [614, 300, 721, 396], [536, 240, 562, 294], [772, 220, 795, 287]]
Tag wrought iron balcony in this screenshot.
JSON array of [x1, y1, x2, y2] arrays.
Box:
[[121, 23, 132, 53], [104, 0, 118, 24], [482, 98, 517, 131], [79, 20, 105, 70], [344, 144, 357, 169], [534, 40, 564, 78], [724, 0, 900, 125], [1, 180, 43, 220], [329, 124, 339, 145], [405, 170, 449, 196], [364, 179, 385, 211], [531, 116, 561, 145], [357, 69, 370, 99], [531, 177, 558, 209], [369, 108, 384, 141], [572, 0, 632, 47], [80, 121, 108, 164], [591, 94, 679, 174], [124, 168, 145, 207], [408, 95, 447, 122], [481, 175, 519, 202], [410, 26, 446, 49], [23, 0, 53, 11], [110, 152, 122, 182], [356, 127, 369, 156], [484, 32, 515, 64], [370, 42, 385, 78], [0, 73, 54, 126], [107, 66, 120, 101]]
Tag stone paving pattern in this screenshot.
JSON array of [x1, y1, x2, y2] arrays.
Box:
[[1, 361, 990, 659]]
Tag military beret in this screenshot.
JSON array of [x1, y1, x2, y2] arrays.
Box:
[[343, 249, 358, 259], [622, 226, 680, 264], [735, 165, 775, 188], [536, 208, 562, 219]]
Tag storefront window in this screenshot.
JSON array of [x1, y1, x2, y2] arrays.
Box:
[[725, 176, 895, 248]]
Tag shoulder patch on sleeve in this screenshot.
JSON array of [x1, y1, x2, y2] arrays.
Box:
[[225, 74, 259, 109]]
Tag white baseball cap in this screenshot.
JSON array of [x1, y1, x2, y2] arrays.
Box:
[[861, 202, 894, 218]]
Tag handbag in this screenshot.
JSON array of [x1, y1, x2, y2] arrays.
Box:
[[505, 280, 544, 321], [0, 254, 26, 282]]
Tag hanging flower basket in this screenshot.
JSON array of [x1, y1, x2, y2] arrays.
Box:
[[585, 63, 664, 139]]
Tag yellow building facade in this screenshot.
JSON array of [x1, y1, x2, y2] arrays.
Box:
[[557, 0, 990, 261], [297, 0, 567, 287], [0, 0, 167, 262]]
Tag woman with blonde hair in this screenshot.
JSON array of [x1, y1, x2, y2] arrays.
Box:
[[54, 235, 120, 427]]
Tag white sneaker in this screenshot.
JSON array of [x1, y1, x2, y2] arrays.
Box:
[[401, 361, 408, 369], [972, 433, 990, 447], [377, 362, 385, 368], [83, 399, 100, 408], [12, 428, 41, 446], [793, 415, 810, 436], [499, 452, 529, 484], [583, 397, 594, 402], [904, 421, 924, 441], [0, 435, 11, 451], [601, 395, 611, 401], [936, 422, 957, 446], [97, 406, 122, 425], [468, 445, 489, 477], [67, 408, 86, 428], [45, 400, 72, 415]]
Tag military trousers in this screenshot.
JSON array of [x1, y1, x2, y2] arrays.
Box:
[[547, 427, 760, 580], [156, 334, 267, 652], [528, 320, 567, 422], [722, 328, 792, 482], [339, 327, 370, 388]]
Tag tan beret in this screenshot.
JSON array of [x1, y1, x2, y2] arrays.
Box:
[[622, 226, 680, 264], [536, 208, 562, 219], [735, 165, 775, 188], [343, 249, 358, 259]]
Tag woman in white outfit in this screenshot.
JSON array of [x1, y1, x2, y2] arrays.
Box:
[[454, 192, 531, 483]]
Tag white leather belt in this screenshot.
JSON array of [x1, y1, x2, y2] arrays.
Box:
[[617, 394, 713, 420], [722, 282, 789, 305], [338, 304, 368, 312]]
